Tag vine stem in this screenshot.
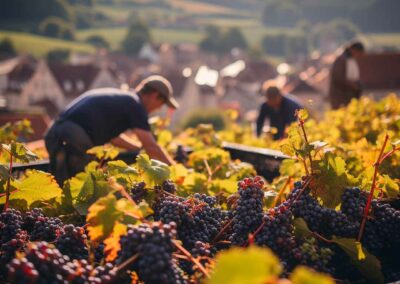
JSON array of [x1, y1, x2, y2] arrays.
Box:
[[247, 221, 266, 246], [312, 232, 333, 244], [4, 152, 13, 211], [116, 253, 139, 273], [173, 240, 210, 278], [211, 218, 233, 244], [288, 176, 313, 209], [297, 114, 313, 175], [357, 134, 389, 241], [271, 176, 292, 208]]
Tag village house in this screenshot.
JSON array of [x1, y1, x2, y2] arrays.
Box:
[[19, 61, 119, 117], [0, 56, 37, 109]]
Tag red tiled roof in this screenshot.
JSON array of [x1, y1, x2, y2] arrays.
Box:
[[0, 112, 50, 141], [7, 61, 36, 92], [48, 64, 100, 97], [285, 79, 319, 94], [236, 60, 277, 83], [358, 53, 400, 90]]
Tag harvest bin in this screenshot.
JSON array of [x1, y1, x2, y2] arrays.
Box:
[[12, 142, 289, 181]]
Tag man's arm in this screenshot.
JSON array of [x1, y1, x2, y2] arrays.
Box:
[[256, 104, 267, 137], [110, 133, 141, 151], [133, 128, 175, 165]]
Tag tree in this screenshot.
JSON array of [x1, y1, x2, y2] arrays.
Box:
[[0, 38, 17, 58], [0, 0, 73, 22], [121, 20, 151, 56], [222, 27, 248, 52], [39, 17, 75, 40], [86, 35, 110, 49], [200, 25, 248, 54], [200, 25, 223, 54]]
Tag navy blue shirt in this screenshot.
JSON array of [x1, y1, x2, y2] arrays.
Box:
[[256, 95, 302, 140], [60, 88, 150, 145]]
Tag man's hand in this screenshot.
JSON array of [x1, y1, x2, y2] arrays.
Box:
[[133, 128, 175, 165]]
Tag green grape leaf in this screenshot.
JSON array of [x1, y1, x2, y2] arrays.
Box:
[[312, 153, 353, 208], [381, 174, 399, 198], [0, 170, 61, 210], [280, 125, 303, 157], [170, 163, 188, 185], [87, 145, 120, 161], [157, 130, 173, 148], [107, 160, 138, 187], [279, 159, 304, 178], [1, 142, 38, 163], [72, 171, 114, 215], [290, 266, 335, 284], [332, 237, 384, 284], [179, 172, 208, 196], [293, 218, 313, 239], [209, 179, 237, 194], [136, 153, 170, 186], [107, 160, 138, 176], [208, 246, 282, 284]]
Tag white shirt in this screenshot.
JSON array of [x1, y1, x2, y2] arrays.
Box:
[[346, 58, 360, 81]]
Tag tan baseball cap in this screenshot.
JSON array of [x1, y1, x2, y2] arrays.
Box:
[[137, 75, 179, 109]]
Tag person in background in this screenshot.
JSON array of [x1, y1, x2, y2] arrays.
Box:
[[256, 81, 303, 140], [328, 41, 365, 109], [45, 75, 178, 185]]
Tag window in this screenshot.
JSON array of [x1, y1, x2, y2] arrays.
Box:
[[76, 80, 85, 92], [64, 81, 72, 92]]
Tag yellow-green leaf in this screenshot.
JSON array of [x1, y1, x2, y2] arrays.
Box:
[[208, 246, 281, 284], [312, 153, 352, 208], [86, 194, 124, 242], [104, 222, 127, 262], [0, 170, 61, 209], [297, 109, 309, 121], [170, 163, 188, 184], [87, 145, 120, 160], [136, 153, 170, 186], [290, 266, 335, 284], [381, 174, 399, 198], [2, 142, 38, 163]]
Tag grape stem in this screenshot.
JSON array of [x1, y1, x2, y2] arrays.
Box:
[[357, 134, 400, 241], [288, 176, 313, 208], [297, 112, 313, 175], [173, 240, 210, 278], [271, 176, 293, 208], [211, 218, 234, 244], [116, 253, 139, 273], [247, 220, 266, 246], [4, 149, 13, 211]]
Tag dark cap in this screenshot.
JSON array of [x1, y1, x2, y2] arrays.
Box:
[[137, 75, 179, 109]]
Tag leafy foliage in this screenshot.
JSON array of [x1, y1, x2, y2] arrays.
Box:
[[208, 246, 281, 284]]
